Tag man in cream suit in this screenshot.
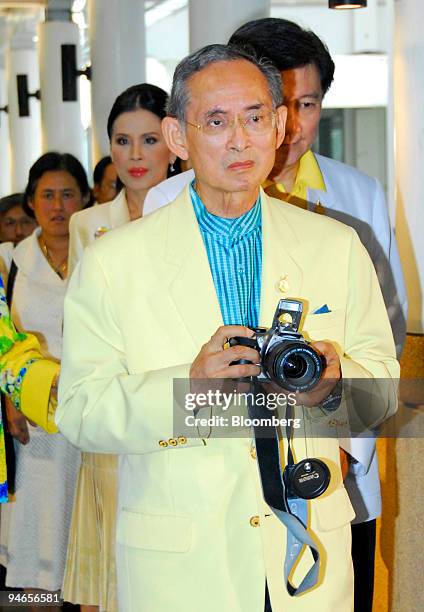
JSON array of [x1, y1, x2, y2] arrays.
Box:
[[144, 21, 407, 612], [57, 45, 398, 612]]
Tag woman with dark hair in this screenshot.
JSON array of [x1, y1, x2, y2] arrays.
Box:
[[62, 83, 181, 612], [0, 152, 89, 611], [68, 83, 179, 270]]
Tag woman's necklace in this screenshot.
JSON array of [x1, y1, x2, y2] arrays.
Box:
[[38, 235, 68, 279]]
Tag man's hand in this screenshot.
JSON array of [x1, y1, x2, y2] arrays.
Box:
[[5, 396, 30, 445], [190, 325, 261, 379], [295, 340, 341, 407]]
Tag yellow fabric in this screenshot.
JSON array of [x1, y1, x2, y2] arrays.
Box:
[[0, 303, 59, 433], [263, 150, 326, 207], [62, 453, 118, 610], [20, 359, 59, 433]]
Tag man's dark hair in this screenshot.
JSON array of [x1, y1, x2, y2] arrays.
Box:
[[93, 156, 113, 186], [0, 193, 25, 215], [229, 18, 335, 96]]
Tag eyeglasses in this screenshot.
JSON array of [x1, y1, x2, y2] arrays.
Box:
[[185, 110, 276, 138]]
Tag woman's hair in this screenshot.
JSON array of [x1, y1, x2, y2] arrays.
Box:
[[107, 83, 169, 140], [107, 83, 181, 179], [93, 155, 113, 185], [23, 152, 90, 218]]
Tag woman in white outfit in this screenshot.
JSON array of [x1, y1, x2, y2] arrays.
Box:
[[63, 83, 179, 612], [0, 152, 89, 612]]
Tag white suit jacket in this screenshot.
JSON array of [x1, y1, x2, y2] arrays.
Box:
[[57, 187, 398, 612], [144, 156, 406, 522]]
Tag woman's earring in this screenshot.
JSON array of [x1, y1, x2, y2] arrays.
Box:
[[169, 161, 175, 173]]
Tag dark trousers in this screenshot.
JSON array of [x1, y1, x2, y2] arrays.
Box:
[[351, 519, 377, 612], [264, 582, 272, 612]]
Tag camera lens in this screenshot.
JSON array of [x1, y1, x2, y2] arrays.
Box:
[[282, 354, 307, 379], [265, 342, 324, 392]]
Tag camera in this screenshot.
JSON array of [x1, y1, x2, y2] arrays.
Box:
[[229, 299, 325, 392]]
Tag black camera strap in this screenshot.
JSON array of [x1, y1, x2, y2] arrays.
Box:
[[247, 379, 320, 596]]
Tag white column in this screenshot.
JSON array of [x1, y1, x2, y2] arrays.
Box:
[[7, 36, 41, 192], [88, 0, 146, 162], [0, 67, 11, 197], [189, 0, 270, 51], [38, 19, 86, 162], [394, 0, 424, 332]]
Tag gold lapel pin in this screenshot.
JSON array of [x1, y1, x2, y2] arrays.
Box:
[[277, 273, 290, 294], [94, 226, 109, 239]]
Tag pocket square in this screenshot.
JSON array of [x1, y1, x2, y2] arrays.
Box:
[[312, 304, 331, 314]]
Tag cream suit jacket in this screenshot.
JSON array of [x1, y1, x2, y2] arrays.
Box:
[[145, 158, 407, 522], [57, 187, 398, 612], [68, 189, 129, 274]]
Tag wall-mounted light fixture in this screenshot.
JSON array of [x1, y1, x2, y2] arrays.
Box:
[[17, 75, 41, 117], [0, 104, 8, 127], [329, 1, 367, 8], [61, 44, 92, 102]]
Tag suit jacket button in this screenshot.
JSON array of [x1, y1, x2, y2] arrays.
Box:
[[159, 440, 168, 448], [168, 438, 178, 446], [250, 515, 260, 527], [250, 446, 257, 460], [178, 436, 187, 445]]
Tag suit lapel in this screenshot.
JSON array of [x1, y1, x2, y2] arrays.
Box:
[[307, 155, 334, 212], [259, 189, 305, 326], [110, 190, 130, 228], [164, 187, 223, 349]]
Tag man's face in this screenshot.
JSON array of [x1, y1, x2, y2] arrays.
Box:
[[180, 59, 286, 200], [275, 63, 322, 170], [0, 205, 36, 244], [94, 163, 118, 204]]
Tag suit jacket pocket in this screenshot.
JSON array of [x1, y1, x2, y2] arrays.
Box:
[[302, 308, 345, 348], [312, 486, 355, 532], [302, 308, 344, 332], [116, 509, 192, 552]]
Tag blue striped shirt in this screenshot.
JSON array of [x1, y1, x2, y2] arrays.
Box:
[[190, 182, 262, 327]]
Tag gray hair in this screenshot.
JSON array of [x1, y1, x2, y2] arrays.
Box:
[[167, 43, 283, 123]]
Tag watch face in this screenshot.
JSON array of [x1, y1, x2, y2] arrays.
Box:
[[289, 458, 330, 499]]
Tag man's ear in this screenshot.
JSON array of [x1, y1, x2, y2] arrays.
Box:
[[275, 105, 287, 150], [162, 116, 190, 161]]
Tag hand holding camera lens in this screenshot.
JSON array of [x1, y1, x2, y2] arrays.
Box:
[[228, 300, 342, 408], [294, 340, 341, 407]]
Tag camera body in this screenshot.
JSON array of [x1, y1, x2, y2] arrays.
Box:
[[230, 299, 324, 392]]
